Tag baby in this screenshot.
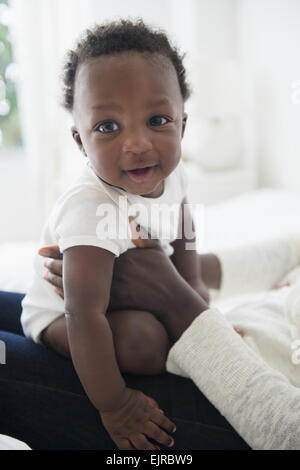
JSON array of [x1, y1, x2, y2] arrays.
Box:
[[21, 19, 211, 450]]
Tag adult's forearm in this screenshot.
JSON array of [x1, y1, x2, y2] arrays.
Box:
[[154, 278, 209, 343], [65, 312, 126, 412]]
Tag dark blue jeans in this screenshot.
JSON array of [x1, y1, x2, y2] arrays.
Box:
[[0, 291, 250, 450]]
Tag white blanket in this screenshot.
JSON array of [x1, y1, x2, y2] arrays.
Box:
[[212, 236, 300, 387], [167, 235, 300, 449]]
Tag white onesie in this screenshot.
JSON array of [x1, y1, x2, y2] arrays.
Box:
[[21, 160, 188, 343]]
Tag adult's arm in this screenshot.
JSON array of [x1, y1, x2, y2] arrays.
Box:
[[170, 197, 210, 303], [167, 307, 300, 450]]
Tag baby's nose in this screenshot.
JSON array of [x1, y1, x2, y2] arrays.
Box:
[[122, 128, 153, 154]]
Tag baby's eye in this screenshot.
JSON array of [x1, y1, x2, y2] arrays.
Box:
[[97, 121, 119, 133], [149, 115, 170, 127]]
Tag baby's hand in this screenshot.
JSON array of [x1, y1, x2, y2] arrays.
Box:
[[100, 387, 176, 450]]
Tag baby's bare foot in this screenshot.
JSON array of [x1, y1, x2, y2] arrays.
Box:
[[233, 326, 245, 338], [272, 282, 291, 290]]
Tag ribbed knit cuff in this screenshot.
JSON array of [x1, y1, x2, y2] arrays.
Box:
[[166, 308, 262, 405], [166, 308, 300, 449]]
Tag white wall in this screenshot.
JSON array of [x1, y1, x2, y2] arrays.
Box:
[[0, 0, 238, 243], [1, 0, 299, 245], [0, 151, 40, 242], [237, 0, 300, 192]]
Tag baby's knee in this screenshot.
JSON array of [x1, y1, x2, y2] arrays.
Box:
[[114, 312, 171, 375]]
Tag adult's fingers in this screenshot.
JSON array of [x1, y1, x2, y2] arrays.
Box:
[[44, 271, 63, 289], [55, 287, 64, 300], [38, 245, 62, 260], [128, 216, 160, 249], [44, 258, 63, 276]]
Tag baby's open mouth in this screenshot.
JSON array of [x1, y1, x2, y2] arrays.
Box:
[[126, 165, 156, 183]]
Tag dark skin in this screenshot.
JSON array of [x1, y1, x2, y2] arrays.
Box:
[[40, 220, 219, 361], [40, 51, 221, 450], [39, 232, 221, 451]]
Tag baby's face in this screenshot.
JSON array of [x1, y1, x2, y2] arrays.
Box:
[[72, 52, 187, 198]]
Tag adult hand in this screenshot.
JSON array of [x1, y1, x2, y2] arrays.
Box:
[[38, 217, 159, 300], [39, 217, 208, 324]]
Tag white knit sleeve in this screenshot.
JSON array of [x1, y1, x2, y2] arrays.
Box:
[[166, 308, 300, 450], [215, 236, 300, 299]]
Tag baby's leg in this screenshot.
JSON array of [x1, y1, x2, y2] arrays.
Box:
[[41, 316, 70, 358], [41, 310, 170, 375], [107, 309, 171, 375]]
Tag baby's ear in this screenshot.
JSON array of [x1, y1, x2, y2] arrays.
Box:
[[71, 126, 87, 157], [181, 113, 188, 138]]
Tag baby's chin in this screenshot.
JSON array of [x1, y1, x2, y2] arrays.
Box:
[[130, 180, 165, 199], [95, 166, 165, 198], [95, 174, 159, 197], [118, 169, 164, 198]]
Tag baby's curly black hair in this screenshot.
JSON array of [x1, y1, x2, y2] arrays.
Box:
[[61, 18, 191, 111]]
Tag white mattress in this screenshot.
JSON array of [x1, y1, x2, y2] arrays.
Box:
[[1, 188, 300, 294]]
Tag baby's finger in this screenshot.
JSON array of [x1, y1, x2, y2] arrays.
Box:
[[143, 421, 174, 448], [39, 245, 62, 260], [130, 433, 157, 451], [44, 271, 63, 289], [145, 396, 164, 413], [150, 408, 176, 435], [117, 438, 136, 451], [44, 258, 63, 276]]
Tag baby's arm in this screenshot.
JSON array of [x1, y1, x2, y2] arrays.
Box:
[[63, 246, 125, 409], [62, 245, 175, 450]]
